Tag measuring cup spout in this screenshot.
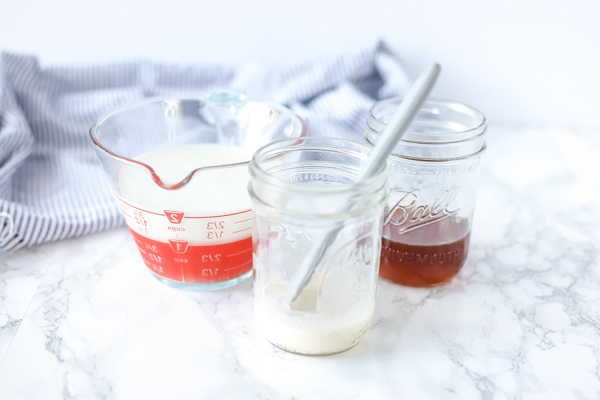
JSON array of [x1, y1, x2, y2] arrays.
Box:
[[152, 161, 251, 191]]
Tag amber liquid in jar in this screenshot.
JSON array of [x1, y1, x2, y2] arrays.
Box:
[[379, 220, 470, 287]]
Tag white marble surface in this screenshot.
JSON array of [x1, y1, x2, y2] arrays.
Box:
[[1, 126, 599, 399]]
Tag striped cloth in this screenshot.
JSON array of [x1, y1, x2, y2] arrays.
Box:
[[0, 40, 411, 254]]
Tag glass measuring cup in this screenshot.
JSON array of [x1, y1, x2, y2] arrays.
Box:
[[90, 91, 307, 290]]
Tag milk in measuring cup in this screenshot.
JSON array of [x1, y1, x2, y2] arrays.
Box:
[[117, 144, 254, 286]]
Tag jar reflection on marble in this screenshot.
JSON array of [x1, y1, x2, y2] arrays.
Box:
[[365, 98, 487, 287]]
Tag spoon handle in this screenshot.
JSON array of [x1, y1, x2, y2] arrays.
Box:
[[286, 63, 441, 304], [357, 63, 441, 181]]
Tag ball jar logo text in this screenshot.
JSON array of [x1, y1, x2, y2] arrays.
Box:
[[383, 187, 461, 233]]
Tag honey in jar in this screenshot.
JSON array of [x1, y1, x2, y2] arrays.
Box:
[[379, 218, 470, 287]]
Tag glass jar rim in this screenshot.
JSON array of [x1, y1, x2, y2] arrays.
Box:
[[249, 136, 387, 195], [365, 97, 487, 162], [367, 97, 487, 143]]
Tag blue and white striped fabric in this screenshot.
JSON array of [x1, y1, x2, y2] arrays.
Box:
[[0, 40, 411, 254]]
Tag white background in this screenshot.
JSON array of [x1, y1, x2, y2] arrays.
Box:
[[1, 0, 599, 129]]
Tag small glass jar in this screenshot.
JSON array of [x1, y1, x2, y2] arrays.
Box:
[[365, 98, 487, 287], [249, 137, 387, 355]]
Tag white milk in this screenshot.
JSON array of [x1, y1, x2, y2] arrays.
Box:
[[119, 144, 252, 215], [254, 279, 374, 355]]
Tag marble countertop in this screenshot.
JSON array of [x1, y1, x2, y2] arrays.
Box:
[[1, 126, 599, 399]]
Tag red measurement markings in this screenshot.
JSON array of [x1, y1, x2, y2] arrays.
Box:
[[116, 196, 165, 216], [119, 207, 133, 219], [168, 239, 189, 253], [227, 248, 251, 257], [185, 209, 252, 219], [233, 214, 253, 234], [223, 259, 252, 272], [164, 210, 184, 224], [129, 229, 252, 283]]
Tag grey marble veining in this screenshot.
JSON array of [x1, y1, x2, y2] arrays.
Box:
[[0, 126, 599, 399], [0, 242, 55, 363]]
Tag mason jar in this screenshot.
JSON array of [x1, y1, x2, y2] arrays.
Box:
[[249, 137, 387, 355], [365, 98, 487, 287]]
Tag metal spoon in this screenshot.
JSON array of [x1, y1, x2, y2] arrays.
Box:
[[285, 63, 441, 306]]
